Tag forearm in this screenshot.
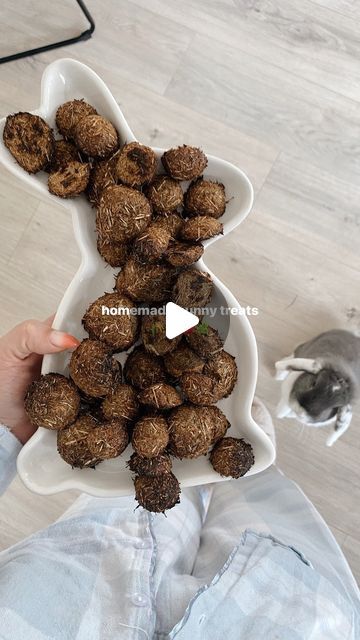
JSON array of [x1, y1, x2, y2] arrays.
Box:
[[0, 425, 22, 495]]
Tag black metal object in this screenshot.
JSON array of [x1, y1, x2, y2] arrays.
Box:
[[0, 0, 95, 65]]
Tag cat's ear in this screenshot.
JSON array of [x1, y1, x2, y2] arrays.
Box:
[[275, 357, 321, 377], [326, 404, 352, 446]]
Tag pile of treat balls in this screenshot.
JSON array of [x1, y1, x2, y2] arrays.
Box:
[[4, 99, 254, 513]]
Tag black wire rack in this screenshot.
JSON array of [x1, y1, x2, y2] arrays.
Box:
[[0, 0, 95, 65]]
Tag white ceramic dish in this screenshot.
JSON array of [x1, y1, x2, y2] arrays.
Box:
[[0, 58, 275, 496]]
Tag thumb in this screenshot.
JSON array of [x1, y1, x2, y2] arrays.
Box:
[[0, 319, 80, 361]]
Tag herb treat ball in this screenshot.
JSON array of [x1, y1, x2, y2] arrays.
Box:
[[127, 452, 172, 476], [115, 141, 156, 188], [210, 437, 254, 478], [185, 324, 223, 358], [132, 416, 169, 459], [25, 373, 80, 430], [206, 406, 230, 443], [134, 221, 172, 263], [3, 112, 55, 174], [87, 420, 129, 460], [172, 268, 213, 309], [57, 414, 100, 468], [185, 178, 226, 218], [116, 257, 176, 303], [96, 185, 152, 243], [48, 161, 90, 198], [162, 145, 207, 181], [146, 175, 184, 213], [55, 99, 97, 139], [74, 114, 119, 159], [155, 212, 184, 237], [168, 405, 213, 458], [82, 292, 138, 351], [138, 383, 182, 410], [134, 473, 180, 513], [124, 346, 166, 390], [87, 155, 119, 207], [180, 372, 219, 405], [163, 342, 204, 379], [97, 237, 130, 268], [180, 217, 223, 242], [204, 350, 238, 399], [69, 339, 121, 398], [141, 315, 181, 356], [47, 139, 80, 173], [165, 240, 204, 267], [101, 383, 139, 422]]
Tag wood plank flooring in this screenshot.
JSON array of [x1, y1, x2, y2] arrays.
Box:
[[0, 0, 358, 582]]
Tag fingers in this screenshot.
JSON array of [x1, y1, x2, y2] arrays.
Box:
[[0, 319, 80, 361]]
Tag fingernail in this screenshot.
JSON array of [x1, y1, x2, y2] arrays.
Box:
[[50, 331, 80, 349]]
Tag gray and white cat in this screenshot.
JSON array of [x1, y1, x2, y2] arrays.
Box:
[[275, 330, 360, 446]]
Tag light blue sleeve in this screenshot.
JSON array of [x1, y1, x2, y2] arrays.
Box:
[[0, 425, 22, 495]]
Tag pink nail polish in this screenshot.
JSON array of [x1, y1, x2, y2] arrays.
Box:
[[50, 331, 80, 349]]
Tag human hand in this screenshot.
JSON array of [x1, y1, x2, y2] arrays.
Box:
[[0, 317, 80, 445]]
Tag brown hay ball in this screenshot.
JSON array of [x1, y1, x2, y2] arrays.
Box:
[[101, 383, 139, 422], [87, 154, 119, 207], [25, 373, 80, 430], [172, 268, 213, 309], [96, 185, 152, 243], [138, 383, 182, 410], [48, 161, 90, 198], [87, 420, 129, 460], [146, 175, 184, 213], [210, 437, 254, 478], [134, 221, 171, 263], [180, 372, 219, 405], [116, 257, 176, 303], [74, 114, 119, 159], [57, 414, 101, 468], [204, 350, 238, 399], [185, 178, 226, 218], [47, 139, 80, 173], [82, 292, 139, 351], [127, 451, 172, 476], [204, 405, 230, 442], [134, 473, 180, 512], [168, 405, 213, 458], [165, 240, 204, 267], [132, 416, 169, 458], [141, 315, 181, 356], [97, 237, 130, 268], [180, 217, 223, 242], [185, 325, 223, 358], [162, 145, 207, 181], [163, 342, 204, 378], [154, 212, 184, 238], [115, 141, 156, 188], [55, 99, 97, 139], [69, 339, 121, 398], [3, 112, 54, 174], [124, 346, 166, 390]]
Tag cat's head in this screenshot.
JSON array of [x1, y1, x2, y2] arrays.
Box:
[[290, 368, 353, 424]]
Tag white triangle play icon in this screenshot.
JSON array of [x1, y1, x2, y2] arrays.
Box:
[[165, 302, 199, 339]]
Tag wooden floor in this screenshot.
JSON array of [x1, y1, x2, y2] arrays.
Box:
[[0, 0, 359, 582]]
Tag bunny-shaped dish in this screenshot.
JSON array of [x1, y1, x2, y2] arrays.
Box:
[[0, 59, 275, 496]]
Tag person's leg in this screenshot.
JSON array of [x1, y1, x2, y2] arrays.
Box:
[[192, 466, 359, 610], [46, 486, 208, 638]]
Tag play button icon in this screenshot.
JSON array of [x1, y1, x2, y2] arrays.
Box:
[[165, 302, 199, 339]]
